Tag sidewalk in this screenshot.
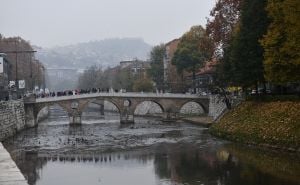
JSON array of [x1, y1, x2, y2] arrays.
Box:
[[0, 143, 28, 185]]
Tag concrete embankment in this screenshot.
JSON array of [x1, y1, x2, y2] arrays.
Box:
[[181, 116, 213, 127], [0, 143, 28, 185], [0, 100, 26, 142], [210, 100, 300, 152]]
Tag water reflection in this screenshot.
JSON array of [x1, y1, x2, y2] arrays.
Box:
[[7, 143, 300, 185], [221, 145, 300, 185]]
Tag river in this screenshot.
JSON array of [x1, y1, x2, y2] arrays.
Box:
[[2, 107, 300, 185]]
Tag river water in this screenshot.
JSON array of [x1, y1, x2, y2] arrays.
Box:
[[3, 108, 300, 185]]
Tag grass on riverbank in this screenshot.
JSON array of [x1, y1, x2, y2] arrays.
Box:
[[210, 100, 300, 151]]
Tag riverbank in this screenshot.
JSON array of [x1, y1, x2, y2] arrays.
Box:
[[210, 100, 300, 152], [181, 116, 213, 127]]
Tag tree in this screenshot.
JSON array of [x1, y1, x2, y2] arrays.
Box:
[[112, 68, 134, 91], [227, 0, 269, 89], [78, 65, 99, 89], [261, 0, 300, 83], [133, 78, 154, 92], [148, 44, 166, 90], [172, 25, 214, 93], [206, 0, 242, 57], [206, 0, 242, 90]]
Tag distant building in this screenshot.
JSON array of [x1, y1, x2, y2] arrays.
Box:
[[163, 39, 180, 82], [46, 68, 83, 91], [185, 60, 217, 94], [163, 38, 218, 94], [120, 59, 150, 79], [46, 68, 80, 79], [163, 39, 185, 93], [0, 53, 10, 100]]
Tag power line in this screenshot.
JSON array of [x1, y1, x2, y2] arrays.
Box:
[[0, 50, 37, 53]]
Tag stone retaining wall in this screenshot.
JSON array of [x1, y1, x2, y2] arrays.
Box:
[[209, 95, 242, 121], [209, 95, 227, 120], [0, 100, 26, 141]]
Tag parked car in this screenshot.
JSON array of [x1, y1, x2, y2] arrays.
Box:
[[251, 88, 271, 95]]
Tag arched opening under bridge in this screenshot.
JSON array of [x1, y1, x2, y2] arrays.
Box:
[[134, 101, 164, 117], [81, 99, 121, 123], [179, 101, 205, 116], [37, 104, 69, 125]]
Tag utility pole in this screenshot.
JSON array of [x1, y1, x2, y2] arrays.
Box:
[[0, 39, 37, 98], [30, 52, 33, 91], [14, 41, 18, 98], [0, 49, 37, 97]]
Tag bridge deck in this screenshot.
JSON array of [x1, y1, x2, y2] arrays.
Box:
[[33, 92, 208, 103]]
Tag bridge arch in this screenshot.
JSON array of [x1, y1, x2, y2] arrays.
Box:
[[133, 100, 164, 116], [36, 103, 69, 123], [81, 98, 121, 114], [179, 100, 207, 115], [103, 98, 122, 114], [81, 101, 104, 118]]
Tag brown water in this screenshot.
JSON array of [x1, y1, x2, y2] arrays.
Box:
[[3, 113, 300, 185]]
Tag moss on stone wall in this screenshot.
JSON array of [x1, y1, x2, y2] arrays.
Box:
[[210, 101, 300, 151]]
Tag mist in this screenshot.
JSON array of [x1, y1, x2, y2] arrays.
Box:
[[0, 0, 215, 47]]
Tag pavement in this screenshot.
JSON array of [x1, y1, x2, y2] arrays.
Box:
[[0, 143, 28, 185]]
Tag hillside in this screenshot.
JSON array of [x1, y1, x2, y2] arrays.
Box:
[[36, 38, 152, 69], [210, 100, 300, 151]]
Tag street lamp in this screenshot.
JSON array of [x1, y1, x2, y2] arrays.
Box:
[[42, 65, 46, 92]]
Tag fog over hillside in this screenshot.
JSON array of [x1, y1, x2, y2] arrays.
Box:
[[34, 38, 152, 91], [35, 38, 152, 69]]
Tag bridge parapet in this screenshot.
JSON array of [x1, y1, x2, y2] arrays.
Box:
[[31, 92, 208, 104], [23, 94, 36, 103]]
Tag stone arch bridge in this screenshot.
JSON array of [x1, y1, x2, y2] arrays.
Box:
[[24, 92, 211, 126]]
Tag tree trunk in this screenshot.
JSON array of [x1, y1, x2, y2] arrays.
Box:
[[221, 87, 231, 110], [255, 82, 259, 96], [263, 82, 267, 94], [192, 67, 196, 94]]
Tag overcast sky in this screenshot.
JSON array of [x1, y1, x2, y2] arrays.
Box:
[[0, 0, 216, 48]]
